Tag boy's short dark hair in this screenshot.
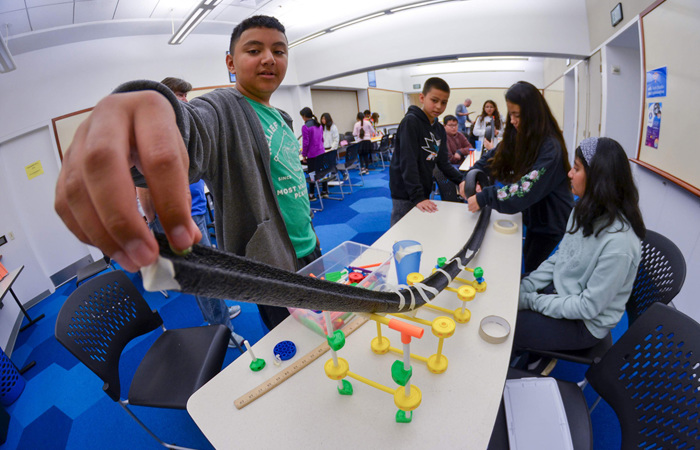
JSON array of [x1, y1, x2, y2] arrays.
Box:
[[229, 15, 286, 55], [160, 77, 192, 94], [422, 77, 450, 95], [363, 110, 371, 116], [443, 115, 458, 125]]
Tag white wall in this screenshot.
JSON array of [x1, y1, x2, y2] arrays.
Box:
[[633, 166, 700, 320]]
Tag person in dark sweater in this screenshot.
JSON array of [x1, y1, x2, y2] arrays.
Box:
[[466, 81, 574, 273], [389, 77, 466, 225]]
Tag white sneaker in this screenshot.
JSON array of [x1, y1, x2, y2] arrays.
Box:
[[228, 332, 245, 348], [228, 305, 241, 319]]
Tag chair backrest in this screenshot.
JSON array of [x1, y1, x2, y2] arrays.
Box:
[[586, 303, 700, 450], [377, 135, 390, 152], [55, 270, 163, 401], [344, 143, 361, 167], [315, 149, 339, 181], [627, 230, 686, 325]]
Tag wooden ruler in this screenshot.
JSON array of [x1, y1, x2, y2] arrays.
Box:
[[234, 316, 369, 410]]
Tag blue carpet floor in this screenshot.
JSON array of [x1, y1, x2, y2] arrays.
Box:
[[1, 164, 622, 449]]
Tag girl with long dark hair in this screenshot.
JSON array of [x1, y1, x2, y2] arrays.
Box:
[[353, 111, 375, 174], [320, 112, 339, 150], [465, 81, 574, 273], [472, 100, 504, 144], [300, 107, 327, 199], [515, 137, 644, 353]]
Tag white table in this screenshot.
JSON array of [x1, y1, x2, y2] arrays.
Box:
[[459, 149, 482, 171], [188, 202, 522, 449]]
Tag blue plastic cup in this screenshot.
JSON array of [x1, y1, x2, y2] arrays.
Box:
[[393, 240, 422, 285]]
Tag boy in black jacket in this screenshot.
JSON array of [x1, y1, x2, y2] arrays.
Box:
[[389, 77, 466, 225]]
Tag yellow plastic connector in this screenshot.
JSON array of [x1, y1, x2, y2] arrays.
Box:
[[394, 385, 422, 411], [324, 357, 349, 380]]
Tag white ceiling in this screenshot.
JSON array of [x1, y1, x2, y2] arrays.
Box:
[[0, 0, 459, 53]]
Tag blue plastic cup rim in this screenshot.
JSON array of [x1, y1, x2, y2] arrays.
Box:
[[392, 240, 422, 263]]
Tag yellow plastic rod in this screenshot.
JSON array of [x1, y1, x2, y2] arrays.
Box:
[[346, 371, 396, 395]]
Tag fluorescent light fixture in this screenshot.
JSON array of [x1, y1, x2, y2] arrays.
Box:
[[330, 12, 385, 31], [169, 0, 221, 45], [390, 0, 446, 13], [289, 31, 326, 49], [411, 69, 525, 77], [457, 56, 529, 62], [0, 33, 16, 73]]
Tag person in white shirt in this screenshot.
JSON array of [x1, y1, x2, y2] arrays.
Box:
[[472, 99, 505, 146], [320, 112, 339, 150]]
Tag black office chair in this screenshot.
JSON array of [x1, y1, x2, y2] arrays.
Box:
[[336, 143, 364, 191], [487, 368, 592, 450], [522, 229, 687, 369], [75, 255, 112, 286], [625, 229, 686, 323], [369, 135, 391, 169], [586, 303, 700, 450], [55, 270, 229, 450], [309, 150, 344, 212]]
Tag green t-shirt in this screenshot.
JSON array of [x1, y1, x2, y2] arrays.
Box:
[[245, 98, 316, 258]]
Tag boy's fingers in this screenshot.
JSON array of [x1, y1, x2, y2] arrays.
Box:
[[56, 120, 142, 271], [80, 99, 159, 267], [132, 92, 199, 252]]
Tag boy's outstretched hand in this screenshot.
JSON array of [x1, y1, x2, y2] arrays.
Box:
[[416, 199, 438, 213], [54, 91, 201, 272]]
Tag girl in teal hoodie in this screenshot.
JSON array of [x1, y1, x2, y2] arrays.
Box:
[[515, 137, 645, 352]]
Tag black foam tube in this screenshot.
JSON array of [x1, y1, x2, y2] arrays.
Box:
[[155, 172, 492, 313]]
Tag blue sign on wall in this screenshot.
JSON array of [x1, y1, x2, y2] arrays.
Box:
[[646, 66, 667, 98], [367, 71, 376, 88]]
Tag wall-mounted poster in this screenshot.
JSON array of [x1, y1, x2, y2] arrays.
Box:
[[646, 66, 667, 98], [645, 102, 662, 149], [367, 71, 376, 88]]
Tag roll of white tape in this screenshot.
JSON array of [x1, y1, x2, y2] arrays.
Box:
[[479, 315, 511, 344], [493, 219, 518, 234]]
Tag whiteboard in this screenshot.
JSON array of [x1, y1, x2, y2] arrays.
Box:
[[368, 88, 404, 126], [636, 0, 700, 196], [52, 109, 92, 160], [51, 84, 231, 160]]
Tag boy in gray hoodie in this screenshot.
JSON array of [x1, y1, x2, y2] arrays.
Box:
[[55, 15, 319, 331]]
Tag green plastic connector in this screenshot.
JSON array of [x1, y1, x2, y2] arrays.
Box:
[[396, 410, 413, 423], [337, 379, 353, 395], [391, 360, 412, 386], [327, 330, 346, 351], [325, 271, 344, 282], [473, 267, 484, 279], [437, 257, 447, 267], [249, 358, 266, 372]]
